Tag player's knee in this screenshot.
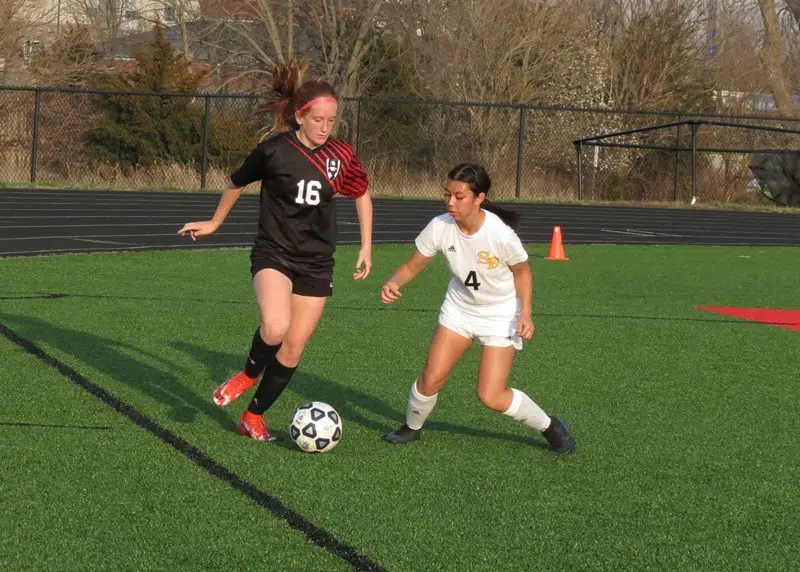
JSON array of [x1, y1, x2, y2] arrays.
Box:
[[260, 320, 289, 346], [477, 386, 506, 412], [417, 370, 445, 396]]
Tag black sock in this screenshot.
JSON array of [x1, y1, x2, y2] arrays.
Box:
[[244, 327, 281, 379], [247, 358, 297, 415]]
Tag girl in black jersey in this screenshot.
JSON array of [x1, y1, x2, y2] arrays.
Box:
[[178, 60, 373, 442]]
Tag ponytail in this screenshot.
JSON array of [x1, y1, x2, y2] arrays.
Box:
[[447, 162, 521, 231], [257, 59, 304, 134], [256, 58, 338, 138], [482, 199, 521, 232]]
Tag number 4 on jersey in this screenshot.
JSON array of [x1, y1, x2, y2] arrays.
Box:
[[464, 270, 481, 290], [295, 180, 321, 205]]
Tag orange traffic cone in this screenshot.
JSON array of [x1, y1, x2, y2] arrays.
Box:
[[545, 226, 569, 261]]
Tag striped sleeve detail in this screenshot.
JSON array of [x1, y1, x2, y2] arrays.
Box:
[[327, 138, 369, 199]]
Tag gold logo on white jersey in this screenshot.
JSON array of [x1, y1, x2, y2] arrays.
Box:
[[477, 251, 499, 270]]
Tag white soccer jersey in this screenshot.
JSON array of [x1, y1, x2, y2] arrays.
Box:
[[415, 210, 529, 316]]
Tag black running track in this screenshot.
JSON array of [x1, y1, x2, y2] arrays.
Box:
[[0, 188, 798, 257]]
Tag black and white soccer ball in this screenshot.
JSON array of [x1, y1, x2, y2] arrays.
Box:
[[289, 401, 342, 453]]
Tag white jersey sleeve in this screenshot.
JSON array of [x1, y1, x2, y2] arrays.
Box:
[[495, 225, 529, 266], [414, 215, 444, 257]]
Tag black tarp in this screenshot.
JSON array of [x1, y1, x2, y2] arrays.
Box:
[[749, 152, 800, 206]]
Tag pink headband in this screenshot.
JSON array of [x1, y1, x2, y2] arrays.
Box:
[[298, 96, 337, 113]]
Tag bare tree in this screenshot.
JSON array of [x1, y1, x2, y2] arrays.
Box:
[[194, 0, 300, 91], [28, 24, 108, 87], [407, 0, 600, 105], [0, 1, 28, 76], [166, 0, 194, 59], [706, 1, 765, 99], [375, 0, 608, 195], [132, 1, 201, 59], [302, 0, 385, 99], [784, 0, 800, 22], [68, 0, 126, 49], [774, 0, 800, 97], [605, 0, 712, 112], [206, 1, 385, 94], [0, 0, 56, 81], [757, 0, 794, 113]]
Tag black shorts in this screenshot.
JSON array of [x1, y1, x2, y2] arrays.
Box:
[[250, 251, 333, 298]]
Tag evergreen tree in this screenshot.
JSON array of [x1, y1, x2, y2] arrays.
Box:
[[86, 24, 208, 171]]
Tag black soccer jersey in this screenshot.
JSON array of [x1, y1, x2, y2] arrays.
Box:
[[230, 130, 369, 261]]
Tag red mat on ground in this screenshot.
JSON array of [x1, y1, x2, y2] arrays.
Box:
[[696, 306, 800, 332]]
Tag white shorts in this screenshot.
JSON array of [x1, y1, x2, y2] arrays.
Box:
[[437, 297, 523, 350]]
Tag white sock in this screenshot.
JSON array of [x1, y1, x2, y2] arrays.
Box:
[[405, 380, 438, 430], [503, 388, 551, 432]]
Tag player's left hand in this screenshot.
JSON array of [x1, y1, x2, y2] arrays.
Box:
[[354, 246, 372, 280], [380, 281, 402, 304], [518, 313, 534, 339]]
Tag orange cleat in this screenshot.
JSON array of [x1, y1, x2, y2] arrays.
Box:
[[212, 371, 258, 407], [237, 410, 275, 442]]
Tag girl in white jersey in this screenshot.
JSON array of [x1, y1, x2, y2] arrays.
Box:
[[379, 163, 575, 454]]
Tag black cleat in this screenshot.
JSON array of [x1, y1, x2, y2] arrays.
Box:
[[542, 416, 575, 454], [384, 424, 421, 444]]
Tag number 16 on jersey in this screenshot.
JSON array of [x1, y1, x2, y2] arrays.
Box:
[[295, 180, 321, 205]]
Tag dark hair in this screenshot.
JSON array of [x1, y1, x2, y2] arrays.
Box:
[[447, 163, 521, 231], [257, 58, 338, 134]]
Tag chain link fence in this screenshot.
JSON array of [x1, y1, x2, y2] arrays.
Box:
[[2, 86, 799, 205]]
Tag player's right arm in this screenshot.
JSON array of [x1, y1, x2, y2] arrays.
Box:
[[380, 249, 434, 304], [178, 184, 243, 240], [381, 216, 440, 304], [178, 143, 267, 240]]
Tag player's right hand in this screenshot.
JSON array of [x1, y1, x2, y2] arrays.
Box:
[[177, 220, 219, 241], [380, 281, 402, 304]]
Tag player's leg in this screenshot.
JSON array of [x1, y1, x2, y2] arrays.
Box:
[[384, 321, 473, 444], [476, 341, 575, 454], [475, 344, 518, 412], [212, 264, 293, 409], [241, 274, 329, 441]]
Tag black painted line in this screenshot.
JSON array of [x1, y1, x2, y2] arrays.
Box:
[[0, 320, 386, 572], [0, 293, 69, 300]]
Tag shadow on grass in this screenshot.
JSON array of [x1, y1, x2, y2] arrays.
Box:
[[172, 340, 549, 452], [0, 311, 236, 431]]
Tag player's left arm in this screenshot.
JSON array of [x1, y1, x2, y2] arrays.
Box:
[[354, 192, 373, 280], [338, 146, 373, 280], [509, 261, 534, 339], [500, 227, 533, 339]]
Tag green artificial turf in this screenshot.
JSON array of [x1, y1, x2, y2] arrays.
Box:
[[0, 244, 797, 571]]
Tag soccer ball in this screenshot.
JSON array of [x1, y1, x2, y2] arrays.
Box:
[[289, 401, 342, 453]]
